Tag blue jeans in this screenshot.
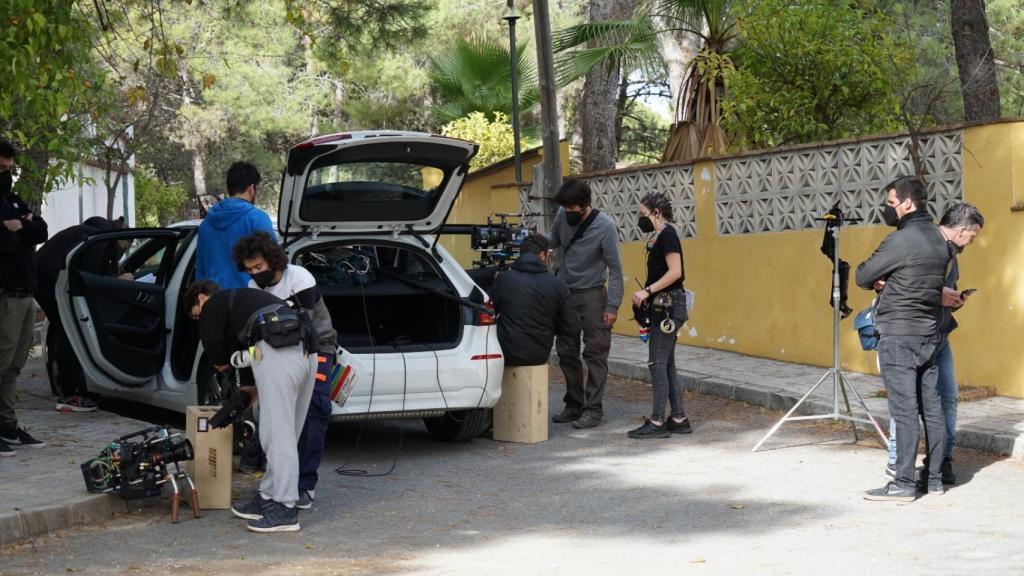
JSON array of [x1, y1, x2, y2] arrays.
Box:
[[887, 338, 957, 466], [298, 353, 334, 494]]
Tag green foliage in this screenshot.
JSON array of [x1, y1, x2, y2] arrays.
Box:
[[0, 1, 101, 202], [618, 101, 671, 164], [442, 112, 516, 170], [552, 17, 664, 86], [429, 37, 539, 125], [653, 0, 740, 52], [989, 0, 1024, 117], [722, 0, 906, 150], [133, 168, 189, 227]]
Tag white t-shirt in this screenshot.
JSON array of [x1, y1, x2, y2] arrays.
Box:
[[248, 264, 316, 304]]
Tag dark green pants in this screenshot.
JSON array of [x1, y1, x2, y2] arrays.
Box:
[[0, 295, 36, 429]]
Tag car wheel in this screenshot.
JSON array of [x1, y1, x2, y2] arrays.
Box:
[[423, 409, 492, 442]]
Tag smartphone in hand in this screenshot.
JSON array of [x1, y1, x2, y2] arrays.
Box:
[[961, 288, 978, 297]]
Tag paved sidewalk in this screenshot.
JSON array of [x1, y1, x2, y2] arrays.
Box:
[[0, 351, 162, 547], [599, 334, 1024, 459]]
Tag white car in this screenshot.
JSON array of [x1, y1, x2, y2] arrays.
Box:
[[51, 131, 503, 441]]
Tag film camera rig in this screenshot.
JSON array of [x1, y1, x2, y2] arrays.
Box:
[[445, 212, 540, 269], [81, 425, 200, 523]]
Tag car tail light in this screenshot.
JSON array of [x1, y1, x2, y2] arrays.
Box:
[[476, 301, 497, 326]]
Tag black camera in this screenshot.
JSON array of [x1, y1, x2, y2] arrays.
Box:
[[469, 214, 530, 269], [81, 426, 194, 499]]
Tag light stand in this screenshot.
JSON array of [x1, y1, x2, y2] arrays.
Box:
[[504, 1, 523, 184], [752, 209, 888, 452]]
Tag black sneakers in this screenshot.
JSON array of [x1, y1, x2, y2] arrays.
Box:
[[247, 500, 300, 533], [940, 457, 957, 485], [552, 408, 582, 424], [231, 492, 266, 520], [296, 490, 314, 510], [0, 439, 13, 457], [666, 416, 693, 434], [916, 477, 945, 496], [627, 420, 670, 439], [864, 482, 916, 502], [0, 426, 45, 449], [571, 412, 602, 429]]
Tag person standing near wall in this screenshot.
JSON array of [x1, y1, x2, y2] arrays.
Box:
[[547, 179, 623, 429], [884, 202, 984, 486], [627, 192, 692, 439], [857, 176, 952, 502], [0, 139, 48, 455]]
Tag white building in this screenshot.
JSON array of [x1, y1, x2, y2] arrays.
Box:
[[41, 160, 135, 234]]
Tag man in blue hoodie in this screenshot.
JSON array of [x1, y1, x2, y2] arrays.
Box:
[[196, 161, 276, 288]]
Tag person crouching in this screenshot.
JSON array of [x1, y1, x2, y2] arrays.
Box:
[[184, 280, 317, 532]]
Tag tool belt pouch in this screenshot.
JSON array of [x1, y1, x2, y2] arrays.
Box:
[[242, 304, 307, 350]]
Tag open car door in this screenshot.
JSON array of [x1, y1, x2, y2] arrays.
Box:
[[57, 229, 187, 388]]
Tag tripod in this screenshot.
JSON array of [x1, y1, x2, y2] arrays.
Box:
[[752, 209, 888, 452]]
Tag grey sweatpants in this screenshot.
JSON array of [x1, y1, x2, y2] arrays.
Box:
[[251, 341, 317, 506]]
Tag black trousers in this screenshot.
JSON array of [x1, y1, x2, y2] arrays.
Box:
[[35, 273, 88, 398]]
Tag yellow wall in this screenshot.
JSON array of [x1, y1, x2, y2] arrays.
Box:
[[441, 143, 571, 267], [449, 125, 1024, 397], [610, 123, 1024, 397]]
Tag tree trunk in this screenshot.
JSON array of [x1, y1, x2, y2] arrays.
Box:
[[192, 146, 209, 213], [580, 0, 635, 173], [951, 0, 1001, 122], [613, 76, 629, 150], [653, 18, 697, 118], [104, 170, 122, 221]]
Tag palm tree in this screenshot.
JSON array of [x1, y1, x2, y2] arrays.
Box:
[[428, 37, 539, 125], [654, 0, 740, 162]]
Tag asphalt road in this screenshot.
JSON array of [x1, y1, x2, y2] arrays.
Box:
[[3, 374, 1023, 576]]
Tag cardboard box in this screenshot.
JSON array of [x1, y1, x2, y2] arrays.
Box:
[[185, 406, 233, 509], [493, 364, 549, 444]]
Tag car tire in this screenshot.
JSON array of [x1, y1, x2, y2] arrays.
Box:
[[423, 409, 492, 442]]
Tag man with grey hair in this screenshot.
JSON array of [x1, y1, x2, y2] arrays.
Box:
[[884, 201, 984, 487]]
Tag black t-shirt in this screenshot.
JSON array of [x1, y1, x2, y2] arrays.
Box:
[[645, 224, 684, 292], [198, 288, 287, 366]]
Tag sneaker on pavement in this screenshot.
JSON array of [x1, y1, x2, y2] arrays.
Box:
[[916, 477, 945, 496], [666, 416, 693, 435], [56, 395, 99, 413], [0, 426, 45, 449], [0, 439, 14, 457], [571, 412, 602, 430], [941, 457, 957, 485], [231, 492, 267, 521], [296, 490, 314, 510], [247, 500, 300, 533], [552, 408, 582, 424], [627, 420, 670, 439], [885, 463, 897, 480], [863, 482, 916, 502]]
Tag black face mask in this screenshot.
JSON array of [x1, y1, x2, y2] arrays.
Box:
[[565, 211, 583, 226], [881, 205, 900, 227], [0, 171, 11, 197], [638, 216, 655, 233], [252, 270, 277, 288]]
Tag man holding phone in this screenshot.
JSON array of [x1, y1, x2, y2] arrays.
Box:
[[883, 202, 984, 487]]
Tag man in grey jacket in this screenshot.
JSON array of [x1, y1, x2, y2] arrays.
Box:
[[547, 179, 624, 429], [856, 176, 953, 502]]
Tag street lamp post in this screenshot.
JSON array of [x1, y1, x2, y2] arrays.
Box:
[[503, 1, 523, 184]]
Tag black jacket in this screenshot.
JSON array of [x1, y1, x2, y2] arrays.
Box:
[[197, 288, 287, 366], [0, 190, 49, 293], [36, 217, 117, 278], [490, 253, 580, 367], [855, 210, 953, 337]]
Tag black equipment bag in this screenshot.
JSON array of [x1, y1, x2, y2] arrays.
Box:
[[229, 291, 314, 351]]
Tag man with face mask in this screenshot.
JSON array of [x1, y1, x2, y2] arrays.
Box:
[[856, 176, 953, 501], [233, 231, 336, 511], [196, 161, 276, 289], [883, 202, 984, 486], [547, 179, 623, 429], [0, 139, 49, 456]]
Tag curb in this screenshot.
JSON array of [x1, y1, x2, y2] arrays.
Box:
[[598, 355, 1023, 461], [0, 494, 160, 548]]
